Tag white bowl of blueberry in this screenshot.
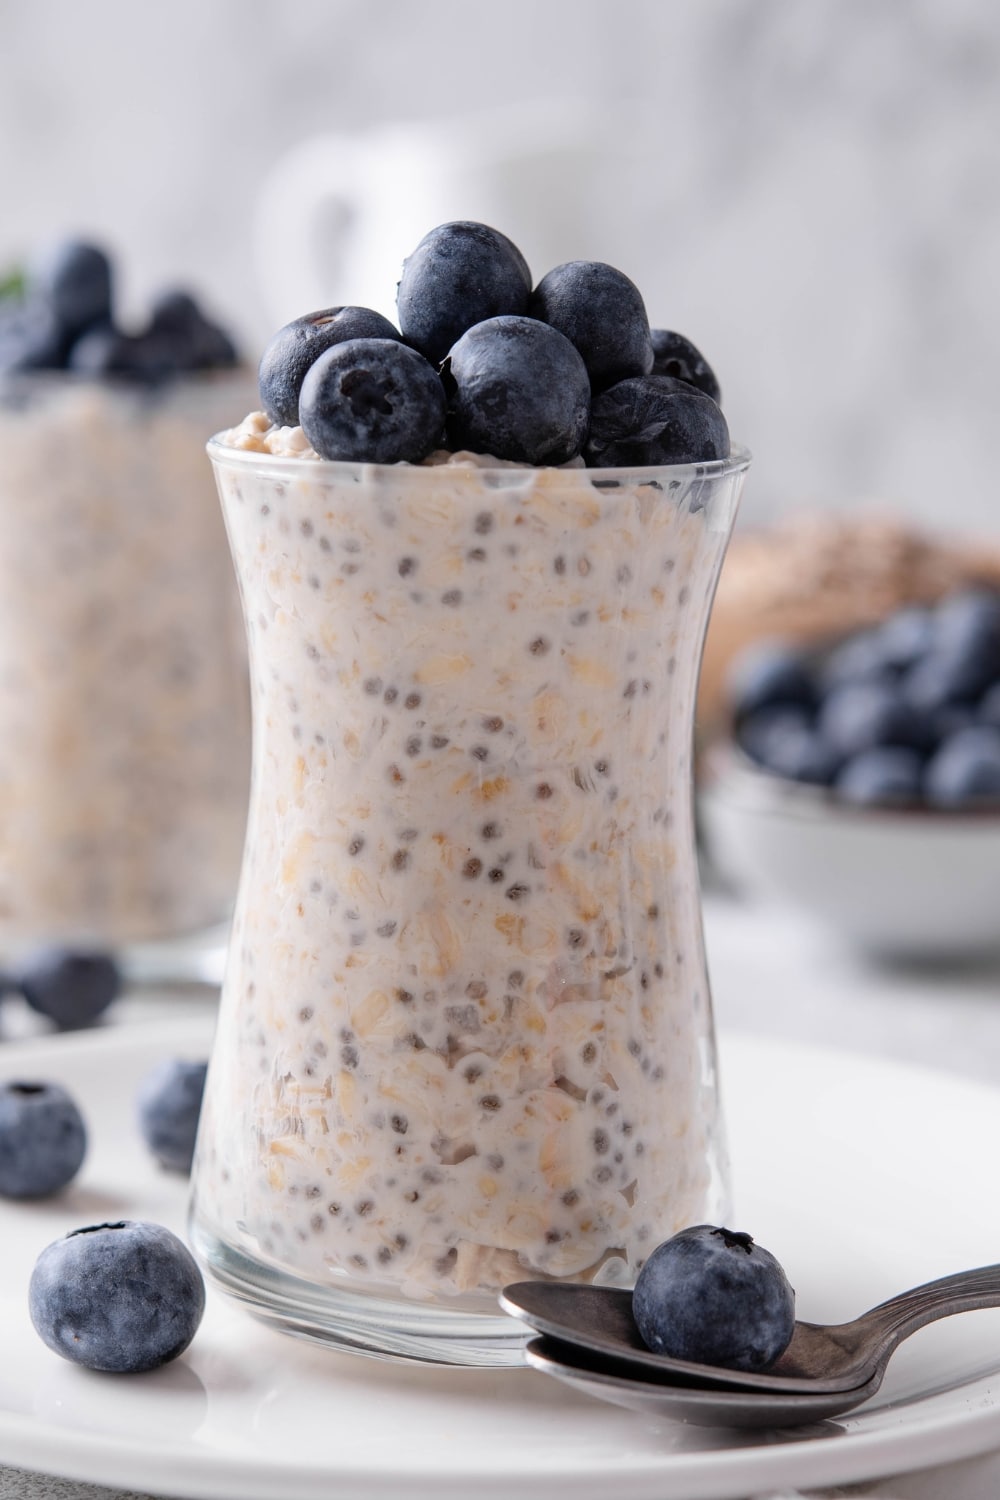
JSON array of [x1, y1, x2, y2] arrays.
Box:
[[700, 587, 1000, 958]]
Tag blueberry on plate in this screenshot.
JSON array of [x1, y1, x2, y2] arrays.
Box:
[[16, 947, 121, 1030], [727, 641, 816, 721], [443, 315, 590, 466], [258, 306, 401, 427], [299, 337, 446, 464], [632, 1224, 795, 1372], [736, 703, 812, 765], [924, 725, 1000, 808], [397, 221, 532, 366], [137, 1057, 208, 1174], [875, 605, 936, 672], [834, 745, 924, 807], [0, 1079, 87, 1198], [29, 1220, 205, 1373], [30, 240, 113, 338], [933, 588, 1000, 665], [900, 648, 994, 713], [649, 329, 721, 404], [584, 375, 729, 468], [529, 260, 653, 391]]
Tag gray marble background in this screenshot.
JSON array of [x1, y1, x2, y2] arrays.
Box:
[[2, 0, 999, 533]]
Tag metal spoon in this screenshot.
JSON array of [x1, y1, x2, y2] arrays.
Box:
[[523, 1335, 878, 1428], [501, 1262, 1000, 1396]]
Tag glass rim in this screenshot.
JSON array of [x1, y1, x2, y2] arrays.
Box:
[[206, 434, 752, 485]]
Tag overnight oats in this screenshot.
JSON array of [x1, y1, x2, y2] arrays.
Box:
[[189, 222, 749, 1363], [0, 241, 252, 951]]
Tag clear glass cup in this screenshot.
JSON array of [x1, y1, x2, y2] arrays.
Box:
[[190, 440, 750, 1365], [0, 371, 253, 967]]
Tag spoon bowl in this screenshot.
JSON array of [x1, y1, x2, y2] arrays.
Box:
[[502, 1261, 1000, 1398], [525, 1335, 880, 1428]]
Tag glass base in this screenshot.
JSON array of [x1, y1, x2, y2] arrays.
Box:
[[189, 1219, 530, 1367]]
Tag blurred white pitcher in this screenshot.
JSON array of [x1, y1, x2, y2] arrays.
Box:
[[253, 102, 627, 330]]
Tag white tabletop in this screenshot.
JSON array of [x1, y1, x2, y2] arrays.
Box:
[[3, 890, 1000, 1500]]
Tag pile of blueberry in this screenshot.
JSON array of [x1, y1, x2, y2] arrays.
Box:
[[258, 220, 729, 468], [728, 588, 1000, 808], [0, 238, 238, 383]]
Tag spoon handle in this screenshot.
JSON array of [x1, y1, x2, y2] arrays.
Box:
[[856, 1262, 1000, 1355]]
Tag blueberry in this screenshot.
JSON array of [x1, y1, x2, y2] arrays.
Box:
[[258, 306, 401, 427], [727, 641, 816, 721], [443, 315, 589, 466], [0, 297, 67, 372], [300, 337, 445, 464], [147, 289, 239, 373], [979, 683, 1000, 729], [649, 329, 721, 404], [736, 704, 812, 764], [31, 240, 113, 338], [924, 726, 1000, 808], [817, 680, 929, 757], [397, 222, 532, 366], [901, 649, 993, 713], [0, 1080, 86, 1198], [137, 1058, 208, 1173], [584, 375, 729, 468], [934, 589, 1000, 661], [29, 1220, 205, 1373], [835, 746, 924, 807], [529, 260, 652, 391], [818, 630, 897, 693], [68, 325, 177, 384], [875, 605, 936, 671], [16, 948, 121, 1030], [632, 1224, 795, 1372], [750, 720, 842, 786]]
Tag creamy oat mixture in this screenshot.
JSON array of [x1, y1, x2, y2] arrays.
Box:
[[0, 372, 253, 945], [192, 415, 738, 1303]]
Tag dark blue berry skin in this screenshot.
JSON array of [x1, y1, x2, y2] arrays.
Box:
[[818, 631, 897, 694], [0, 298, 68, 372], [649, 329, 720, 404], [901, 649, 993, 714], [397, 222, 532, 367], [924, 726, 1000, 808], [147, 289, 238, 373], [68, 326, 177, 384], [29, 1220, 205, 1373], [727, 642, 816, 722], [835, 746, 924, 807], [137, 1058, 208, 1174], [529, 261, 653, 391], [632, 1225, 795, 1372], [585, 375, 729, 468], [443, 315, 590, 466], [258, 306, 401, 427], [817, 680, 930, 758], [934, 589, 1000, 666], [979, 683, 1000, 729], [749, 720, 842, 786], [31, 240, 113, 338], [299, 338, 446, 465], [876, 606, 936, 671], [736, 704, 811, 764], [0, 1080, 86, 1198], [17, 948, 121, 1030]]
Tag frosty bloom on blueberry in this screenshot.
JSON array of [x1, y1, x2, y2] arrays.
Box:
[[29, 1220, 205, 1373], [396, 220, 532, 366], [258, 305, 403, 427], [632, 1224, 795, 1372], [0, 1078, 87, 1198]]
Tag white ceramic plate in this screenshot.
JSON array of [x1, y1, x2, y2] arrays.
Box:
[[3, 1018, 1000, 1500]]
